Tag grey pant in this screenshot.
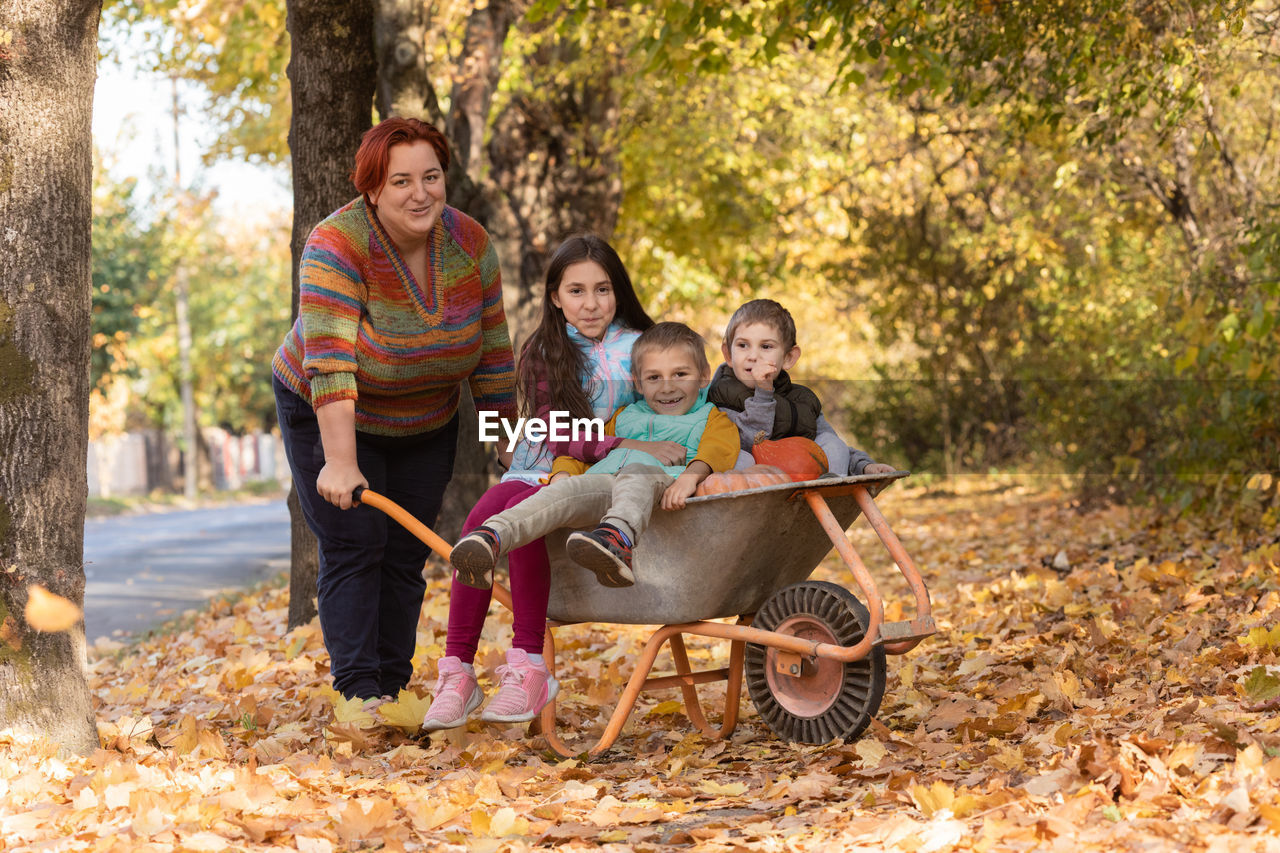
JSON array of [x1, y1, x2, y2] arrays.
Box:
[[485, 464, 674, 554]]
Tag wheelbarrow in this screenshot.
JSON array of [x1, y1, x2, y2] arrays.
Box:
[[355, 471, 934, 757]]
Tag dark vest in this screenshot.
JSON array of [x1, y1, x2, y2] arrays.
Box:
[[707, 364, 822, 440]]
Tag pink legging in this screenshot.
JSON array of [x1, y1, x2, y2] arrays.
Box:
[[444, 479, 551, 663]]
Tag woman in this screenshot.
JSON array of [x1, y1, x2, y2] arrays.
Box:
[[272, 117, 516, 706]]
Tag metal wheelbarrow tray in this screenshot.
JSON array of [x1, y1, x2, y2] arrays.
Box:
[[357, 471, 935, 757]]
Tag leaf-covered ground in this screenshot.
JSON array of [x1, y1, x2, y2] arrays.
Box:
[[4, 478, 1280, 851]]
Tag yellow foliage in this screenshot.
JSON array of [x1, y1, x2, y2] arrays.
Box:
[[330, 694, 376, 728], [377, 690, 432, 734], [911, 780, 955, 817], [1243, 625, 1280, 650], [1, 478, 1275, 851]]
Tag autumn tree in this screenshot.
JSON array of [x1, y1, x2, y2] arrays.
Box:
[[103, 0, 1277, 533], [0, 0, 102, 754], [620, 0, 1279, 508], [123, 0, 633, 625], [282, 0, 378, 629], [89, 172, 293, 440]]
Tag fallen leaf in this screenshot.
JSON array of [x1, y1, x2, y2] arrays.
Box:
[[911, 781, 954, 818], [403, 799, 465, 832], [24, 585, 81, 632], [1259, 803, 1280, 833], [331, 694, 376, 728], [159, 714, 200, 755], [377, 689, 431, 733], [787, 771, 837, 800], [855, 738, 888, 768], [334, 797, 397, 844], [325, 722, 378, 750], [697, 780, 748, 797], [1242, 625, 1280, 650], [1243, 666, 1280, 706], [919, 815, 967, 852]]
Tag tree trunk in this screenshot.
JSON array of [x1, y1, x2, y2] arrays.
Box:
[[284, 0, 377, 630], [434, 1, 523, 546], [369, 0, 625, 348], [374, 0, 442, 125], [372, 1, 523, 552], [305, 1, 626, 563], [446, 1, 521, 184], [486, 14, 624, 346], [0, 0, 102, 755]]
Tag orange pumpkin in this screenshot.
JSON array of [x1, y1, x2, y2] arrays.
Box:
[[750, 437, 828, 482], [695, 464, 791, 496]]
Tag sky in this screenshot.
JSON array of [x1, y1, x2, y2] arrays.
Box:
[[92, 59, 292, 222]]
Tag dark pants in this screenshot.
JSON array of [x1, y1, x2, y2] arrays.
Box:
[[274, 376, 457, 700]]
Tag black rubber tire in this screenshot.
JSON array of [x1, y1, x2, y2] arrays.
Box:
[[745, 580, 887, 744]]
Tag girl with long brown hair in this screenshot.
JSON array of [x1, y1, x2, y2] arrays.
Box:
[[422, 234, 675, 728]]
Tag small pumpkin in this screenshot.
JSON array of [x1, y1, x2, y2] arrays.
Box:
[[750, 436, 828, 482], [695, 464, 790, 496]]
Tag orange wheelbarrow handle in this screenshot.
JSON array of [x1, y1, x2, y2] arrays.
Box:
[[353, 487, 516, 611], [352, 486, 454, 562]]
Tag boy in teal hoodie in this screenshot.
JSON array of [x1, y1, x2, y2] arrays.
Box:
[[451, 323, 740, 588]]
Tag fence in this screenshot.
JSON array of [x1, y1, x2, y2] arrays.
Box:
[[87, 428, 290, 497]]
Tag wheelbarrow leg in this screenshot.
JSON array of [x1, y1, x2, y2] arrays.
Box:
[[532, 622, 666, 757], [667, 633, 744, 740], [801, 487, 936, 655], [851, 485, 935, 653], [534, 624, 711, 758], [531, 623, 576, 757], [533, 623, 752, 758], [802, 491, 885, 664]]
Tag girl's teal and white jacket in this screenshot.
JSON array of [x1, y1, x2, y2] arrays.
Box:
[[501, 321, 641, 486]]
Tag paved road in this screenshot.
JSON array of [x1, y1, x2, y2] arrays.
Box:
[[83, 500, 291, 642]]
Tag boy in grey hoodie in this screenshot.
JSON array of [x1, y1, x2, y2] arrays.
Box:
[[708, 299, 895, 477]]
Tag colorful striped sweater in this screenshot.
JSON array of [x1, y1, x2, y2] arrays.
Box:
[[272, 198, 516, 436]]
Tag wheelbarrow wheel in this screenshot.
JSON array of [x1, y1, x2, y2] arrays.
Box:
[[745, 581, 886, 745]]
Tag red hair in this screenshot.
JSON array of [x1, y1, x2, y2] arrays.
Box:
[[351, 117, 451, 204]]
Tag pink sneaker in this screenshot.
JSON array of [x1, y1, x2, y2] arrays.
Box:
[[421, 657, 483, 731], [479, 648, 560, 723]]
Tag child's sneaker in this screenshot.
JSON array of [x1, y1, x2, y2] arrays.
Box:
[[479, 648, 560, 723], [450, 526, 501, 589], [566, 523, 634, 587], [421, 657, 484, 731]]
